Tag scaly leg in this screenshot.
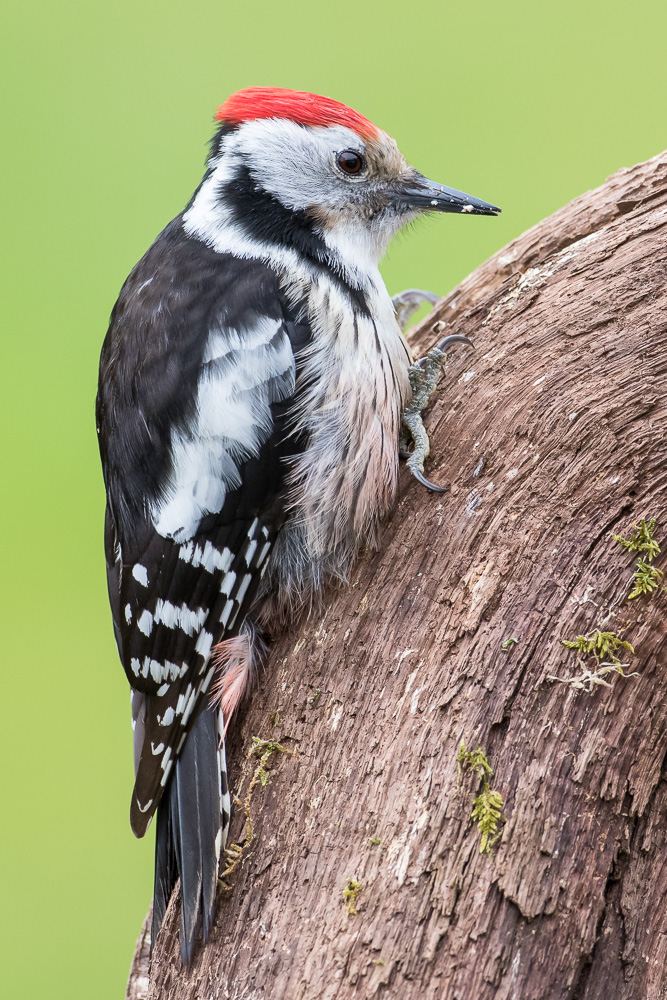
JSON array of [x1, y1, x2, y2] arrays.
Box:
[[400, 334, 473, 492]]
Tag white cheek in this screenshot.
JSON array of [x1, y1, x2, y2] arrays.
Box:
[[231, 119, 365, 213]]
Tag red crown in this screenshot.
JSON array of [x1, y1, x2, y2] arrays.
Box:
[[215, 88, 380, 141]]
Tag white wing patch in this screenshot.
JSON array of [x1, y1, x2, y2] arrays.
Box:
[[150, 318, 295, 542]]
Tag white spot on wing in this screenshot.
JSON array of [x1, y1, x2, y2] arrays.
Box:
[[236, 572, 252, 605], [245, 539, 258, 565], [220, 599, 235, 626], [149, 659, 166, 682], [181, 686, 197, 726], [160, 759, 174, 787], [153, 599, 208, 635], [178, 541, 194, 563], [137, 610, 154, 636], [201, 542, 234, 574], [195, 630, 213, 660], [132, 564, 149, 587], [133, 658, 183, 683]]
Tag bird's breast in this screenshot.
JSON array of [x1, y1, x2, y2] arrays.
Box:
[[262, 269, 411, 613]]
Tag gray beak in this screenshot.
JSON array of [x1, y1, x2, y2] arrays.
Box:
[[397, 173, 501, 217]]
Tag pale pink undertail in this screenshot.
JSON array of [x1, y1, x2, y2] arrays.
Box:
[[208, 625, 260, 732]]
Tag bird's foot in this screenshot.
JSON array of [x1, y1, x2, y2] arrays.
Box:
[[392, 288, 439, 332], [400, 334, 474, 492]]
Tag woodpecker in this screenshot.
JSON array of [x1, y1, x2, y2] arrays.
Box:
[[96, 87, 500, 963]]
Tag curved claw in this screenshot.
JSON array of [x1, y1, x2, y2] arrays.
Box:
[[410, 468, 449, 493], [392, 289, 441, 332], [393, 288, 439, 308], [416, 334, 474, 369]]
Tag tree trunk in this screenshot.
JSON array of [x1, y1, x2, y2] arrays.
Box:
[[128, 151, 667, 1000]]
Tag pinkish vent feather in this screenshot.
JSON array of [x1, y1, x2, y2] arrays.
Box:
[[209, 632, 255, 732]]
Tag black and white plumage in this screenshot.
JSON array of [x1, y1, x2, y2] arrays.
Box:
[[97, 87, 499, 964]]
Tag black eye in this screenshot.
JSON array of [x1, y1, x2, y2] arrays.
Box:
[[337, 150, 364, 175]]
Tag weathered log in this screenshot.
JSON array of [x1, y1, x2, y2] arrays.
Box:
[[129, 151, 667, 1000]]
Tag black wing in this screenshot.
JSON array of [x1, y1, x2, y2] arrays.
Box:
[[97, 220, 310, 837]]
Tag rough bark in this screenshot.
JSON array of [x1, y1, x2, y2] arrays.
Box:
[[128, 151, 667, 1000]]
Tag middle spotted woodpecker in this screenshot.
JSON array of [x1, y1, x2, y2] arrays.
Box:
[[96, 87, 500, 963]]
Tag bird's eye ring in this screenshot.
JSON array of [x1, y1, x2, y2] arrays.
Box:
[[337, 150, 365, 175]]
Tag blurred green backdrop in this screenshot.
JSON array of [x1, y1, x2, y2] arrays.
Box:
[[1, 0, 665, 995]]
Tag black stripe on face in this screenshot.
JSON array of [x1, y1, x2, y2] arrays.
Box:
[[222, 163, 329, 264], [204, 128, 374, 317]]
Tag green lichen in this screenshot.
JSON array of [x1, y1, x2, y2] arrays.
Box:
[[457, 741, 505, 855], [219, 736, 295, 885], [549, 629, 638, 693], [628, 559, 665, 600], [561, 629, 634, 663], [613, 517, 666, 601], [343, 878, 362, 915], [248, 737, 293, 787], [613, 518, 661, 561], [457, 742, 493, 784], [471, 787, 505, 855]]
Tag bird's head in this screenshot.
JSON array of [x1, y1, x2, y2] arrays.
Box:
[[185, 88, 500, 280]]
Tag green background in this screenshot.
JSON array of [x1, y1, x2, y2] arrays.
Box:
[[1, 0, 665, 995]]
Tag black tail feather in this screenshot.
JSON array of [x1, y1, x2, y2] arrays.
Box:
[[152, 706, 222, 964], [152, 785, 177, 945]]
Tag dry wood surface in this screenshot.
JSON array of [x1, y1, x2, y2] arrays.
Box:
[[128, 151, 667, 1000]]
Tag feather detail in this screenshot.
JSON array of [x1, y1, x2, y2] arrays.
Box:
[[209, 623, 263, 732]]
